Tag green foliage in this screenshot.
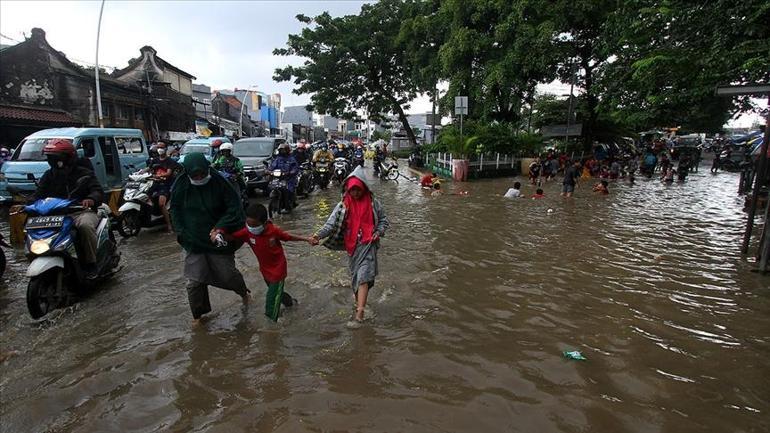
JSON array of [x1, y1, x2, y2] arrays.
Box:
[[432, 122, 544, 157], [273, 1, 424, 146], [371, 130, 392, 143]]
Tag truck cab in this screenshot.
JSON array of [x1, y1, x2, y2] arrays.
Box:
[[0, 127, 148, 202]]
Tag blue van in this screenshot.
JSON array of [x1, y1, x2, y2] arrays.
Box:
[[0, 128, 149, 202], [178, 136, 231, 164]]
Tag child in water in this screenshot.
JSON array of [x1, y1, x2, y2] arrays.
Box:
[[532, 188, 544, 199], [593, 179, 609, 194], [226, 203, 315, 322]]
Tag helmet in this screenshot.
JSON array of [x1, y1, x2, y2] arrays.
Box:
[[220, 143, 233, 151], [43, 138, 76, 157], [0, 147, 9, 155], [210, 139, 224, 148]]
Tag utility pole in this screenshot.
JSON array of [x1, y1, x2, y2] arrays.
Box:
[[94, 0, 106, 128]]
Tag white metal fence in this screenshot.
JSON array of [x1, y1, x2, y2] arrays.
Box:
[[426, 152, 520, 173]]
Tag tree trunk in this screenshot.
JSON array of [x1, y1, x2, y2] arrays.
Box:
[[581, 58, 598, 153]]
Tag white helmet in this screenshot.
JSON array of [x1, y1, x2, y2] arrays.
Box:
[[220, 143, 233, 151]]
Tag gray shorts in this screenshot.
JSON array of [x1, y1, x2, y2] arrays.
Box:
[[562, 183, 575, 193]]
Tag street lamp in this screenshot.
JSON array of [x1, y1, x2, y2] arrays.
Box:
[[238, 85, 258, 137], [95, 0, 106, 128]]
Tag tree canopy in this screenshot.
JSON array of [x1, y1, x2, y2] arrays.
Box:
[[275, 0, 769, 153]]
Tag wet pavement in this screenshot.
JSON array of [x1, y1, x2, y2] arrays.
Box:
[[1, 164, 768, 433]]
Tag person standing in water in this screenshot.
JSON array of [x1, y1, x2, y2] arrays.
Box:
[[312, 167, 389, 327], [170, 153, 250, 326]]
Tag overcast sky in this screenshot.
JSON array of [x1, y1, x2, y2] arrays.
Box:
[[0, 0, 760, 126]]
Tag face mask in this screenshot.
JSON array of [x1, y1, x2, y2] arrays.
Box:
[[157, 148, 167, 156], [247, 224, 265, 235], [189, 174, 211, 186]]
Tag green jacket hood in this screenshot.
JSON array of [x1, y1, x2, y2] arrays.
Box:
[[182, 152, 210, 175]]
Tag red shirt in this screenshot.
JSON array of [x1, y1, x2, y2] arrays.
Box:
[[420, 174, 434, 187], [232, 222, 291, 283]]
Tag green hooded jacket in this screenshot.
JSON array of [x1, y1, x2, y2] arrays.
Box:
[[170, 152, 244, 254]]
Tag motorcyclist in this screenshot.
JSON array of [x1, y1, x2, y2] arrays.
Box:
[[0, 147, 10, 163], [212, 142, 245, 187], [313, 142, 335, 163], [353, 144, 365, 168], [333, 142, 349, 160], [373, 145, 386, 174], [143, 142, 181, 232], [292, 141, 310, 165], [269, 143, 299, 210], [34, 138, 103, 279]]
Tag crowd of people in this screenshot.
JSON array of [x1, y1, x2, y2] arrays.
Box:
[[504, 142, 703, 200]]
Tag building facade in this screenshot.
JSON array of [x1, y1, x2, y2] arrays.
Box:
[[0, 28, 196, 146]]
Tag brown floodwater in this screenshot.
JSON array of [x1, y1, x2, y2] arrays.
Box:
[[1, 164, 768, 433]]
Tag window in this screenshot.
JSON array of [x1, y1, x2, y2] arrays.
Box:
[[134, 109, 144, 121], [114, 137, 143, 154], [78, 138, 96, 158], [116, 105, 129, 120]]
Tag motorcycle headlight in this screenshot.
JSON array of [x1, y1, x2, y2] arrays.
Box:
[[30, 239, 51, 255]]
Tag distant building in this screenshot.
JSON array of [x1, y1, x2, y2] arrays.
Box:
[[211, 92, 255, 138], [283, 105, 313, 128]]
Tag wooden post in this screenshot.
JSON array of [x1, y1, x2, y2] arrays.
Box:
[[759, 199, 770, 273], [9, 205, 27, 246], [742, 95, 770, 254]]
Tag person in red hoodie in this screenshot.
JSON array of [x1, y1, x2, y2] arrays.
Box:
[[228, 203, 314, 322]]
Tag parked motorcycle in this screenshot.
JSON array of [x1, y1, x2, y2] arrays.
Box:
[[378, 158, 401, 181], [267, 168, 293, 218], [116, 172, 169, 237], [333, 157, 350, 185], [408, 147, 424, 168], [23, 197, 120, 319], [297, 161, 316, 198], [314, 157, 332, 189], [0, 233, 9, 279]]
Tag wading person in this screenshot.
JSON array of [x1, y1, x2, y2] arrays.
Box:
[[562, 161, 581, 198], [170, 153, 250, 326], [312, 167, 389, 327], [225, 203, 315, 322]]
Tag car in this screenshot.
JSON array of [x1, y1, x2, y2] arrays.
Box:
[[0, 127, 148, 202], [234, 137, 286, 194], [178, 136, 231, 163]]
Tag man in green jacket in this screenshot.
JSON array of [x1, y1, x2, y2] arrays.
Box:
[[170, 152, 250, 325]]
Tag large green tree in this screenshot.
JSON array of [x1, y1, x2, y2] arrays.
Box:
[[273, 1, 424, 145], [601, 1, 770, 133], [436, 0, 558, 124]]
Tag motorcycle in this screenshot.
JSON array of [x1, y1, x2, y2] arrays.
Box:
[[297, 161, 316, 198], [314, 158, 332, 189], [267, 168, 293, 218], [116, 172, 169, 237], [378, 158, 401, 181], [0, 233, 9, 279], [218, 170, 249, 209], [23, 196, 120, 319], [408, 148, 424, 168], [333, 157, 350, 185]]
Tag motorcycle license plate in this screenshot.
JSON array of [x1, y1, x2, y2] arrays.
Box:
[[125, 181, 141, 189], [26, 215, 65, 230]]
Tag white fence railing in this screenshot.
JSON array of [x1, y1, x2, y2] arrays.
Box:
[[426, 152, 520, 172]]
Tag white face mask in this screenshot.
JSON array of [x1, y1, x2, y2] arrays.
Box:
[[157, 148, 167, 156], [189, 174, 211, 186], [247, 224, 265, 235]]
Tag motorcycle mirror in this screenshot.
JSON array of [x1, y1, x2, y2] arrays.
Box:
[[262, 160, 269, 166]]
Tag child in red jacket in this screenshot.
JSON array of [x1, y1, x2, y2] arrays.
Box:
[[228, 203, 314, 321]]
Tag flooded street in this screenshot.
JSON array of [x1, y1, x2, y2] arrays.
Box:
[[1, 164, 768, 433]]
